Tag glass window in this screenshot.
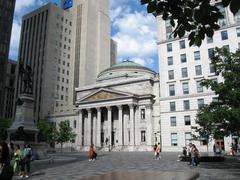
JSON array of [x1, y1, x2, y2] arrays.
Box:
[[209, 63, 216, 73], [208, 48, 214, 59], [168, 56, 173, 65], [171, 133, 178, 146], [73, 120, 77, 128], [168, 70, 174, 80], [167, 43, 172, 52], [222, 45, 229, 51], [221, 30, 228, 40], [165, 19, 173, 39], [183, 100, 190, 110], [184, 116, 191, 126], [207, 36, 213, 43], [195, 65, 202, 76], [234, 10, 240, 24], [141, 109, 145, 119], [169, 84, 175, 96], [196, 80, 203, 93], [181, 68, 188, 78], [212, 97, 218, 103], [179, 40, 185, 49], [236, 27, 240, 37], [170, 102, 176, 111], [185, 132, 192, 145], [182, 82, 189, 95], [141, 130, 146, 142], [194, 51, 200, 60], [216, 3, 227, 27], [198, 99, 204, 109], [170, 116, 176, 126], [180, 54, 187, 63]]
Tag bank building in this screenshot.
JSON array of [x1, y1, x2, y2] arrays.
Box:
[[52, 60, 160, 151]]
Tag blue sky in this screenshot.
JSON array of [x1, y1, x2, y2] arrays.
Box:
[[9, 0, 159, 72]]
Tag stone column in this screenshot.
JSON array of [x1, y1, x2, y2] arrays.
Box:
[[96, 108, 101, 147], [93, 114, 97, 146], [78, 110, 83, 147], [129, 104, 135, 146], [118, 105, 123, 146], [123, 111, 128, 145], [146, 105, 153, 146], [135, 106, 140, 145], [107, 106, 112, 146], [87, 109, 92, 146]]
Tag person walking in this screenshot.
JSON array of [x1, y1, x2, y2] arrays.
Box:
[[0, 141, 14, 180], [156, 143, 161, 160], [89, 145, 94, 161], [21, 143, 32, 178], [13, 145, 22, 175]]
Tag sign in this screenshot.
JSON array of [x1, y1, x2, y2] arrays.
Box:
[[63, 0, 73, 10]]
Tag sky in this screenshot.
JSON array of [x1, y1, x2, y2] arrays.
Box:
[[9, 0, 159, 72]]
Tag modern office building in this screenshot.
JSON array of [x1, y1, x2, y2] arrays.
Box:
[[16, 0, 111, 121], [3, 60, 17, 119], [157, 3, 240, 152], [0, 0, 16, 118]]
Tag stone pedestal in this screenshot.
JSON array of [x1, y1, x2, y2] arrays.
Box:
[[8, 94, 38, 142]]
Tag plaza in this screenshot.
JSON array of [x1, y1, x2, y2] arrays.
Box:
[[15, 152, 240, 180]]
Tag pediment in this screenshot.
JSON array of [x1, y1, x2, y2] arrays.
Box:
[[79, 88, 134, 102]]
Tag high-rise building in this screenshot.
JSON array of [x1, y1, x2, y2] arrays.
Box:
[[16, 0, 111, 121], [4, 60, 17, 119], [157, 3, 240, 152], [110, 39, 117, 66], [0, 0, 16, 118]]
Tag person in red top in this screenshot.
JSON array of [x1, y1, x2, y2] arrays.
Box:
[[89, 145, 94, 161]]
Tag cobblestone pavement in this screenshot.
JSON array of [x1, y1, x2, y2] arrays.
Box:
[[15, 152, 240, 180]]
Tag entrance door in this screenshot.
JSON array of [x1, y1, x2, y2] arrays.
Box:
[[112, 131, 115, 146], [215, 139, 225, 151]]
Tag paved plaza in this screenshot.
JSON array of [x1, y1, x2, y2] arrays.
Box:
[[15, 152, 240, 180]]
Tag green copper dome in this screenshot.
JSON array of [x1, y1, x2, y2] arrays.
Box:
[[97, 60, 156, 81]]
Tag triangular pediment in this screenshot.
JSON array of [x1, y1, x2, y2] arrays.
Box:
[[79, 88, 134, 102]]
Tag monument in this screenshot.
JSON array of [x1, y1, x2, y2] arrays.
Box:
[[8, 64, 48, 159]]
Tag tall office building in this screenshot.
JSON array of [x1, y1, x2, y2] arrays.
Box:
[[157, 3, 240, 152], [110, 39, 117, 66], [0, 0, 16, 118], [16, 0, 111, 120]]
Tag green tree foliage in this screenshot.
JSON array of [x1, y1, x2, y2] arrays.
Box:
[[195, 48, 240, 139], [37, 119, 57, 146], [140, 0, 240, 46], [56, 120, 76, 152], [0, 118, 11, 141]]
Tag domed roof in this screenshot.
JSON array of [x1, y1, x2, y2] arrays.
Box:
[[97, 60, 156, 81]]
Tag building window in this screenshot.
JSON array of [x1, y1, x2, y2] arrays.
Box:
[[179, 40, 186, 49], [196, 80, 203, 93], [61, 95, 64, 100], [170, 116, 176, 126], [184, 116, 191, 126], [168, 70, 174, 80], [198, 98, 204, 109], [169, 84, 175, 96], [183, 100, 190, 110], [167, 43, 172, 52], [168, 56, 173, 65], [209, 63, 216, 74], [165, 19, 173, 39], [73, 120, 77, 128], [236, 27, 240, 37], [141, 131, 146, 142], [221, 30, 228, 40], [180, 54, 187, 63], [207, 36, 213, 43], [212, 97, 218, 103], [182, 82, 189, 95], [222, 45, 229, 51], [171, 133, 178, 146], [194, 51, 200, 60], [170, 102, 176, 111], [217, 3, 227, 27], [208, 48, 214, 59], [195, 65, 202, 76], [234, 11, 240, 24], [141, 109, 145, 119], [181, 68, 188, 78], [185, 132, 192, 145]]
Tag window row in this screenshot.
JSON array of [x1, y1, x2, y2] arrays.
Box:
[[168, 64, 215, 80], [171, 132, 192, 146], [58, 59, 70, 67], [169, 99, 204, 111], [57, 76, 69, 84], [57, 67, 70, 75], [170, 115, 191, 126], [56, 85, 69, 93]]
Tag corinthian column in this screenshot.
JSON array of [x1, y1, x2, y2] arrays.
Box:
[[96, 108, 101, 147], [107, 106, 112, 146], [78, 109, 83, 147], [129, 104, 135, 146], [118, 105, 123, 146], [87, 109, 92, 146]]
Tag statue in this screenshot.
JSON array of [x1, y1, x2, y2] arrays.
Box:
[[19, 63, 33, 94]]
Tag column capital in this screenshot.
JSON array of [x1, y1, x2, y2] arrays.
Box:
[[86, 108, 92, 113], [128, 104, 134, 109], [117, 105, 123, 110], [96, 107, 101, 112], [106, 106, 112, 111]]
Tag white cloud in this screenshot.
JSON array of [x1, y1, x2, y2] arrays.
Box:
[[15, 0, 44, 16], [112, 11, 157, 66], [9, 20, 21, 60]]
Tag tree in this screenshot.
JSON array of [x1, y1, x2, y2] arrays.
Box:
[[56, 120, 76, 152], [140, 0, 240, 46], [194, 48, 240, 139], [0, 118, 11, 141], [37, 119, 58, 147]]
